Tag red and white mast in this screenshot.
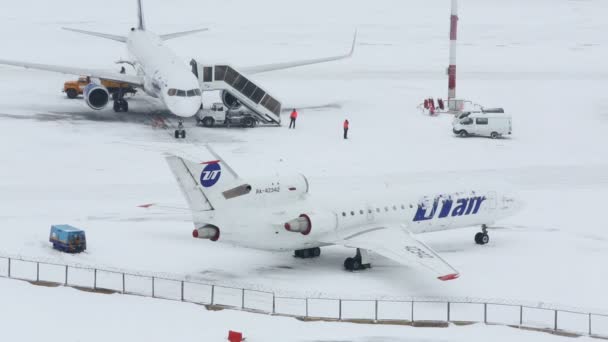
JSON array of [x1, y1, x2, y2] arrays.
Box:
[[448, 0, 458, 101]]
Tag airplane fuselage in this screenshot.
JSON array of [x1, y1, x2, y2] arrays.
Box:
[[193, 189, 520, 251], [126, 29, 201, 117]]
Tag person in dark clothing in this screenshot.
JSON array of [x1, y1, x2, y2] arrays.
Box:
[[343, 119, 349, 139], [120, 66, 126, 74], [289, 108, 298, 129]]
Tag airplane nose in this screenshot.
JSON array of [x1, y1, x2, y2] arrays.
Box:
[[167, 96, 202, 118]]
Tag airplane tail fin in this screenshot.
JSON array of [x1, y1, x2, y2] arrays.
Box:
[[165, 147, 248, 212], [137, 0, 146, 30]]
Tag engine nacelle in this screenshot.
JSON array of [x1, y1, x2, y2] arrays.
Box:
[[283, 211, 337, 237], [84, 83, 110, 110], [221, 90, 241, 110], [284, 214, 311, 235], [192, 224, 220, 241]]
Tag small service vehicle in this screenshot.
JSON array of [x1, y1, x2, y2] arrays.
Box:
[[196, 103, 258, 128], [452, 108, 511, 139], [63, 76, 136, 100], [49, 224, 87, 253]]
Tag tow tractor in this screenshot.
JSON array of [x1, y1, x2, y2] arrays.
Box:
[[196, 103, 258, 128], [64, 76, 136, 112]]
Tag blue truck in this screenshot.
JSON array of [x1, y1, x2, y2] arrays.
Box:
[[49, 225, 87, 253]]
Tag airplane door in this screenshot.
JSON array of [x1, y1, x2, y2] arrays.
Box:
[[487, 191, 497, 211]]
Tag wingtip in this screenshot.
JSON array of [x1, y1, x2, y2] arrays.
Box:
[[438, 273, 460, 281], [349, 29, 358, 56]]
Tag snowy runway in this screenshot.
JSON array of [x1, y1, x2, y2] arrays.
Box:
[[1, 0, 608, 339]]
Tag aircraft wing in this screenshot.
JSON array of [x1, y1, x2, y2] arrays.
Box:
[[0, 58, 144, 87], [332, 226, 460, 281], [238, 31, 357, 75]]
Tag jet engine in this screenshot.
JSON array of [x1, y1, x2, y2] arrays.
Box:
[[284, 211, 337, 236], [192, 224, 220, 241], [221, 90, 241, 110], [84, 83, 110, 110]]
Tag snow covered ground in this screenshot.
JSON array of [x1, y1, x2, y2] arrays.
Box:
[[0, 277, 598, 342], [1, 0, 608, 339]]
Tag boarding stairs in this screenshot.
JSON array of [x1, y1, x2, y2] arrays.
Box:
[[191, 60, 282, 125]]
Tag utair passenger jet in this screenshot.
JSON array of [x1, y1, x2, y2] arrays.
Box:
[[0, 0, 355, 118], [163, 147, 522, 281]]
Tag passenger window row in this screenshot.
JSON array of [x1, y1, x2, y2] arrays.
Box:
[[341, 204, 412, 217]]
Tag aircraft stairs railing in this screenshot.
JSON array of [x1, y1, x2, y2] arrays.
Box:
[[191, 60, 282, 125]]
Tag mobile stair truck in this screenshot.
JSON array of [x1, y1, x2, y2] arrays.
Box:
[[49, 225, 87, 253]]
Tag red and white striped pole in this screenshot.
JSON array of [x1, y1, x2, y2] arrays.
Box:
[[448, 0, 458, 101]]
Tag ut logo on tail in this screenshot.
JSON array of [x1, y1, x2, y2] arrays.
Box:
[[200, 162, 221, 187]]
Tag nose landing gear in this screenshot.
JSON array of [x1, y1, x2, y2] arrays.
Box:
[[474, 224, 490, 245], [174, 120, 186, 139]]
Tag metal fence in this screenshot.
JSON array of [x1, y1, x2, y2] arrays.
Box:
[[1, 255, 607, 338]]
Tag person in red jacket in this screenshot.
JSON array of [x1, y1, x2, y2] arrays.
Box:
[[343, 119, 349, 139], [289, 108, 298, 129]]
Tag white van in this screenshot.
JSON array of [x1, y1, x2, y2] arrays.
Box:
[[452, 109, 511, 139]]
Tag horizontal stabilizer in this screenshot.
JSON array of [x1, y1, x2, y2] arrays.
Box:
[[62, 27, 127, 43], [240, 29, 357, 74], [159, 28, 209, 41]]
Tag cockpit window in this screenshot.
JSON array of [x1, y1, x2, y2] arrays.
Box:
[[187, 90, 196, 97], [168, 89, 177, 96], [177, 90, 186, 97]]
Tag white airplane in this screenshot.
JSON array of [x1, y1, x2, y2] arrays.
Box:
[[164, 147, 522, 281], [0, 0, 355, 118]]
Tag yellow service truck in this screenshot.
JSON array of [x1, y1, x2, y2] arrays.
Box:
[[63, 76, 136, 99]]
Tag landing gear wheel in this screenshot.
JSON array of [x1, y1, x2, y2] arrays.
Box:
[[459, 130, 468, 137], [344, 248, 371, 271], [344, 257, 354, 270], [294, 247, 321, 259], [180, 130, 186, 139], [490, 132, 499, 139], [174, 130, 180, 139], [66, 89, 78, 99], [113, 101, 121, 112], [475, 232, 489, 245]]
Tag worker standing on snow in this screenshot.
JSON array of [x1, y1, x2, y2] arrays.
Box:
[[289, 108, 298, 129], [343, 119, 349, 139]]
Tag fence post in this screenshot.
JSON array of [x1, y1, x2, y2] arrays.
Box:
[[519, 306, 523, 326], [210, 285, 215, 305], [8, 258, 11, 278], [272, 294, 276, 314], [554, 310, 558, 331], [36, 262, 39, 282], [64, 265, 68, 286], [93, 269, 97, 290], [588, 313, 592, 336], [374, 300, 378, 322], [152, 277, 155, 298], [181, 281, 184, 302], [305, 298, 309, 317], [447, 302, 451, 322], [411, 301, 415, 323], [122, 273, 125, 294], [241, 289, 245, 309], [338, 299, 342, 321], [484, 303, 487, 324]]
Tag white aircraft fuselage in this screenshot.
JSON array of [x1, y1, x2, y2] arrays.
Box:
[[194, 189, 520, 251], [127, 29, 201, 117]]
